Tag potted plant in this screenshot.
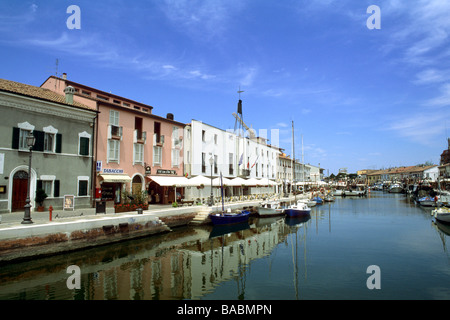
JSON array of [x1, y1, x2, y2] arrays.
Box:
[[35, 188, 48, 212]]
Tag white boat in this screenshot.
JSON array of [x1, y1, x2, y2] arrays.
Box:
[[343, 189, 366, 196], [331, 189, 344, 196], [432, 207, 450, 223], [284, 201, 311, 217], [297, 198, 317, 207], [257, 201, 284, 216], [388, 183, 403, 193], [324, 195, 335, 202]]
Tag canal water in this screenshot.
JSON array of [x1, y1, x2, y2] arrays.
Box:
[[1, 192, 449, 300]]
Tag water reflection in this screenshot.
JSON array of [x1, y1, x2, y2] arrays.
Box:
[[0, 215, 312, 300], [1, 192, 449, 300]]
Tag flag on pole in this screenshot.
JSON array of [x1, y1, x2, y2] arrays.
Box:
[[238, 153, 243, 166], [251, 155, 259, 168]]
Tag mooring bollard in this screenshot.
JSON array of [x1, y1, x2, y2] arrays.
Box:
[[136, 208, 143, 214], [49, 205, 53, 221]]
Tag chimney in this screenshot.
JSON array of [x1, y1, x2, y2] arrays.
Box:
[[64, 86, 75, 104], [166, 113, 174, 120], [62, 73, 67, 80]]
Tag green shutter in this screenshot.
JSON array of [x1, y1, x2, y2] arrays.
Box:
[[32, 130, 44, 152], [12, 127, 19, 149], [56, 134, 62, 153], [54, 180, 60, 197], [79, 137, 89, 156]]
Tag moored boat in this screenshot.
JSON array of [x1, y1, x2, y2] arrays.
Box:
[[432, 207, 450, 223], [388, 183, 403, 193], [284, 202, 311, 217], [312, 196, 323, 204], [257, 201, 284, 216], [209, 210, 251, 225], [418, 196, 437, 207]]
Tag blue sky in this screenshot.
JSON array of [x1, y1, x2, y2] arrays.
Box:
[[1, 0, 450, 175]]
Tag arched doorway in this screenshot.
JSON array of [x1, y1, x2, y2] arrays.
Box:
[[12, 170, 29, 212], [132, 175, 143, 195]]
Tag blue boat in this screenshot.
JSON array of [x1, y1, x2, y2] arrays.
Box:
[[284, 202, 311, 218], [312, 196, 323, 204], [209, 210, 251, 225]]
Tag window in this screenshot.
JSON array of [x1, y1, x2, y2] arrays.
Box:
[[19, 129, 33, 150], [134, 143, 144, 165], [229, 153, 234, 175], [42, 180, 53, 197], [153, 146, 162, 166], [214, 155, 218, 174], [78, 131, 91, 156], [202, 153, 206, 173], [214, 134, 218, 144], [78, 177, 89, 196], [108, 140, 120, 162], [172, 149, 180, 167], [109, 110, 119, 126], [43, 133, 54, 152], [202, 130, 206, 142]]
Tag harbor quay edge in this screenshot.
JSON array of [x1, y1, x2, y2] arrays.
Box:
[[0, 202, 261, 263]]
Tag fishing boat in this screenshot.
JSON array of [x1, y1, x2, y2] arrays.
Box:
[[257, 200, 284, 216], [298, 198, 317, 207], [432, 207, 450, 223], [209, 172, 250, 225], [209, 209, 251, 225], [312, 196, 323, 204], [284, 201, 311, 217], [388, 183, 403, 193], [418, 196, 437, 207]]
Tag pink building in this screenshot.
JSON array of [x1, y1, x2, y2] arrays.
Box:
[[41, 74, 185, 207]]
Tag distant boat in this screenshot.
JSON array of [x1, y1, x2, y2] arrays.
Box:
[[298, 198, 317, 207], [324, 194, 335, 202], [432, 207, 450, 223], [388, 183, 403, 193], [312, 196, 323, 204], [257, 200, 284, 217], [284, 201, 311, 218]]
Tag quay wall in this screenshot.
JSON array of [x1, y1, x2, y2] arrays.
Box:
[[0, 201, 265, 263]]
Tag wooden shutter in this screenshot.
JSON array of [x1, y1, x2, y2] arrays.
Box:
[[32, 130, 44, 152], [11, 127, 20, 149], [55, 134, 62, 153]]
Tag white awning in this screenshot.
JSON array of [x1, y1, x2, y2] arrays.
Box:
[[99, 174, 132, 183], [148, 176, 191, 187]]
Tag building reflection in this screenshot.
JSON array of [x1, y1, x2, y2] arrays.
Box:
[[0, 216, 311, 300]]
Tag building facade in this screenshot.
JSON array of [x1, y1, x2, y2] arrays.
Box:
[[183, 119, 280, 200], [41, 74, 185, 206], [0, 79, 97, 213]]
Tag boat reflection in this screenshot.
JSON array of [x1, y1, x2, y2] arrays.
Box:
[[0, 214, 311, 300]]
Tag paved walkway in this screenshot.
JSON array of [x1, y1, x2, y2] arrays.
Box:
[[0, 204, 177, 228]]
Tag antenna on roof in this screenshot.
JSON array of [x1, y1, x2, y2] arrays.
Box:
[[55, 59, 59, 77]]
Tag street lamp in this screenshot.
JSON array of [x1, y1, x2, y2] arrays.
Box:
[[209, 156, 214, 206], [22, 132, 36, 224]]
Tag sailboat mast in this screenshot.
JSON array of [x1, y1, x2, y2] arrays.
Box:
[[292, 120, 295, 201]]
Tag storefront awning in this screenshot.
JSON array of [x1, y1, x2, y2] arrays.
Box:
[[99, 174, 132, 183], [148, 176, 192, 187]]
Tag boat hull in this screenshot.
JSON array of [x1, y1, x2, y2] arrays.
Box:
[[257, 207, 284, 216], [284, 208, 311, 217], [209, 211, 250, 225], [433, 208, 450, 223]]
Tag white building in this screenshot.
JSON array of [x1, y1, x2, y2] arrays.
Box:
[[183, 120, 280, 201]]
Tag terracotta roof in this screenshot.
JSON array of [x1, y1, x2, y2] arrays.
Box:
[[0, 78, 96, 112]]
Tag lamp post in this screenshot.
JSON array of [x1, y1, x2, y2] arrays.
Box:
[[209, 156, 214, 206], [22, 132, 36, 224]]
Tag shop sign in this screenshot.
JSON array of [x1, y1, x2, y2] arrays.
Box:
[[156, 169, 176, 175], [103, 168, 124, 174]]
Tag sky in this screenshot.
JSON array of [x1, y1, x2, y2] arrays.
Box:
[[1, 0, 450, 175]]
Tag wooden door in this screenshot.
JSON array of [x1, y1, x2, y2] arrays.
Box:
[[12, 171, 29, 211]]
